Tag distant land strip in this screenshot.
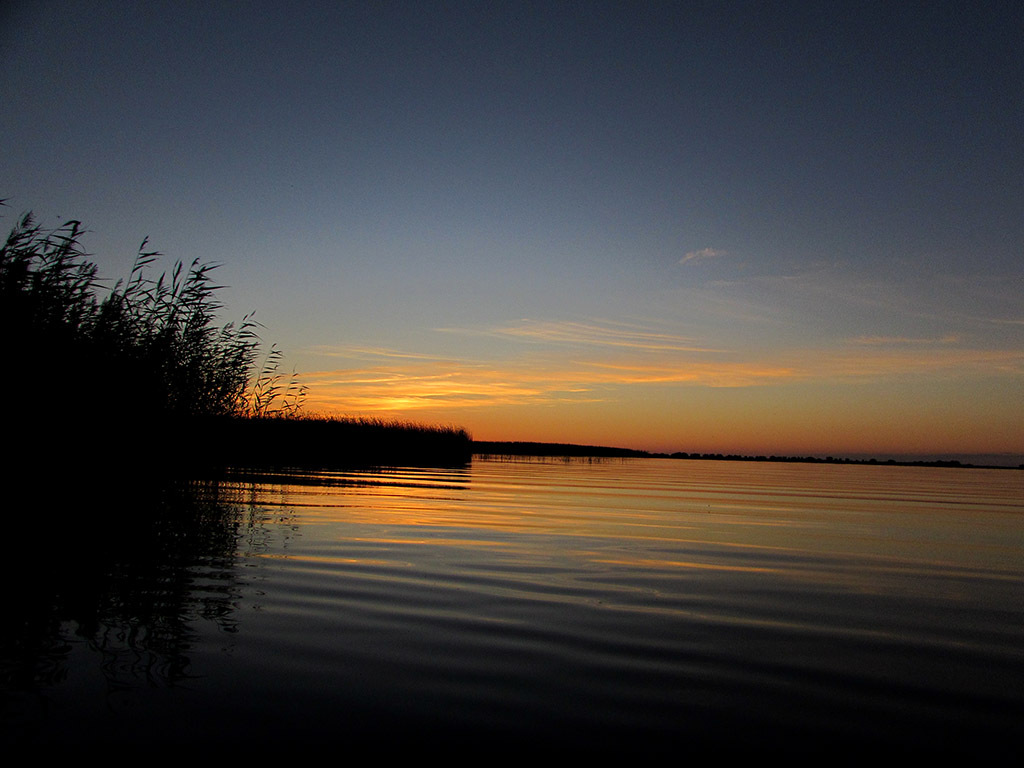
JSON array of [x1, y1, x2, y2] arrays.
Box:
[[472, 441, 1024, 469]]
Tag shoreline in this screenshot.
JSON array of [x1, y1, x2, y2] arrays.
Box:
[[472, 441, 1024, 470]]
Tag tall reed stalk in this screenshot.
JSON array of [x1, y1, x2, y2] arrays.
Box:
[[2, 203, 470, 475], [0, 205, 302, 427]]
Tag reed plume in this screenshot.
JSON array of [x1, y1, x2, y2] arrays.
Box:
[[2, 202, 470, 473], [1, 205, 300, 429]]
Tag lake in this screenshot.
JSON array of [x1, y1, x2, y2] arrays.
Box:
[[3, 457, 1022, 755]]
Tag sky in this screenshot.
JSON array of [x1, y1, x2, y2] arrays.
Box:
[[2, 1, 1022, 462]]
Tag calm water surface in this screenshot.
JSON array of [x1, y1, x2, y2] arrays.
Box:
[[3, 458, 1022, 754]]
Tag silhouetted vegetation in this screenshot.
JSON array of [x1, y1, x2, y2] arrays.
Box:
[[202, 415, 473, 470], [1, 208, 302, 422], [474, 441, 1022, 469], [1, 204, 469, 475], [662, 451, 1022, 469], [3, 203, 1005, 477], [473, 441, 652, 460]]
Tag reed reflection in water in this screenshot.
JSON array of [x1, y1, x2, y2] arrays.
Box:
[[2, 458, 1022, 754]]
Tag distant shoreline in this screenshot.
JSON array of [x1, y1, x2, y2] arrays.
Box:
[[472, 441, 1024, 470]]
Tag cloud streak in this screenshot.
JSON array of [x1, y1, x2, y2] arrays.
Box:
[[300, 333, 1024, 414], [680, 248, 727, 265], [301, 360, 604, 412], [443, 318, 720, 353], [304, 344, 454, 361], [849, 334, 962, 346]]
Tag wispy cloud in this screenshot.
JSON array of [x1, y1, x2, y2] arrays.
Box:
[[304, 344, 454, 361], [849, 334, 962, 346], [301, 360, 608, 412], [576, 359, 798, 387], [680, 247, 727, 265], [823, 346, 1024, 378], [297, 307, 1024, 417], [301, 341, 1024, 414], [444, 318, 720, 353], [975, 317, 1024, 326]]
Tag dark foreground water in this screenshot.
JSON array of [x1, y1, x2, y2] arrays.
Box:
[[3, 458, 1022, 755]]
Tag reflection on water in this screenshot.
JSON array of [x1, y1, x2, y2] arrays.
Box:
[[2, 459, 1022, 754], [1, 481, 257, 735]]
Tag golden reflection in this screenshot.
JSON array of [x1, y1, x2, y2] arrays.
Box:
[[232, 460, 1024, 620], [590, 557, 779, 574]]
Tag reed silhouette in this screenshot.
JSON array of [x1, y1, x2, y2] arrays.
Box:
[[210, 414, 472, 470], [0, 204, 471, 476]]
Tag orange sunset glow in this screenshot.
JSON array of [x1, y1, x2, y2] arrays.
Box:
[[3, 3, 1024, 755], [3, 1, 1022, 464], [296, 317, 1023, 460]]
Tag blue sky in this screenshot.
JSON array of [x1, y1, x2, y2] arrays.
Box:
[[2, 1, 1022, 461]]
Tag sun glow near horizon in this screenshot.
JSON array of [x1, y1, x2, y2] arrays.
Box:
[[295, 317, 1023, 459], [4, 2, 1022, 464]]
